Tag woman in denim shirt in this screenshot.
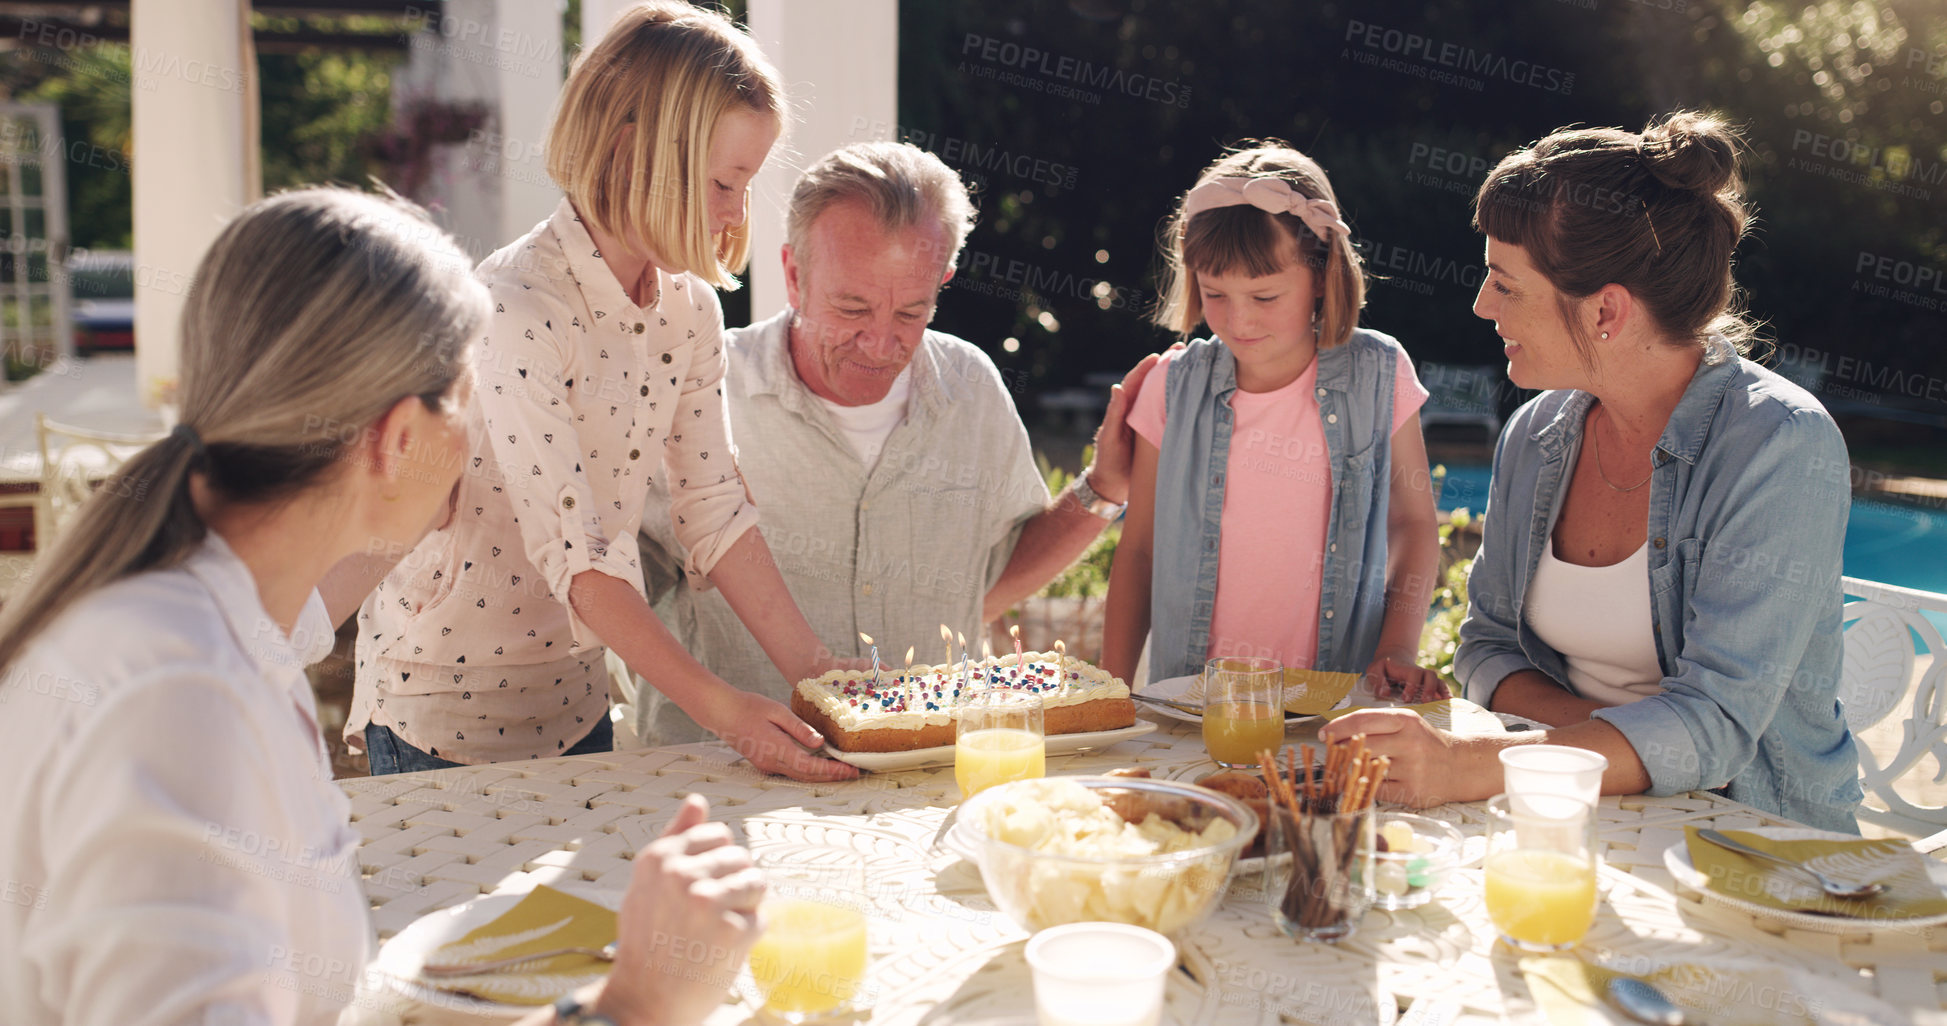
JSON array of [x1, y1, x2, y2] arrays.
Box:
[[1322, 112, 1862, 833]]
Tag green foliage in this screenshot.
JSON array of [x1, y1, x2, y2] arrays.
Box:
[[1419, 467, 1477, 686], [903, 0, 1947, 455], [1030, 449, 1119, 601], [258, 49, 398, 192], [17, 48, 133, 250]]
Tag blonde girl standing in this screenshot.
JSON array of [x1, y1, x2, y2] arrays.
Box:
[[1104, 142, 1444, 698], [351, 1, 856, 780]]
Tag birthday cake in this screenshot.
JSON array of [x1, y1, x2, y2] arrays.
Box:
[[792, 652, 1135, 753]]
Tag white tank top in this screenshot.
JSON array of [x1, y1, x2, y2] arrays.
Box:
[[1523, 540, 1665, 706]]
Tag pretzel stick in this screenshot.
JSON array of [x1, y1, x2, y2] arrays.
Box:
[[1366, 756, 1392, 810]]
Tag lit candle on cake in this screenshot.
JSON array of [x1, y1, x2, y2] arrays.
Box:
[[981, 638, 994, 686], [957, 631, 973, 694], [1054, 639, 1067, 692], [940, 623, 954, 673], [903, 645, 915, 712], [1010, 624, 1025, 675], [859, 631, 882, 690]]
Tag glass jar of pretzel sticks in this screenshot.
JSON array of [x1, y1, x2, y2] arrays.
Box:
[[1259, 739, 1388, 943]]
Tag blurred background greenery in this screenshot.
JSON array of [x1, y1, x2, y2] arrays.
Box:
[[4, 0, 1943, 454]]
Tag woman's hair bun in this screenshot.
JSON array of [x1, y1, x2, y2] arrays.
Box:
[[1639, 110, 1741, 194]]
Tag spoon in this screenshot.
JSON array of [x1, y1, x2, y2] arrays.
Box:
[[1606, 978, 1700, 1025], [1695, 829, 1887, 900]]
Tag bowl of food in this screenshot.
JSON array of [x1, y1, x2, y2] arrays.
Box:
[[1370, 812, 1462, 909], [954, 775, 1257, 935]]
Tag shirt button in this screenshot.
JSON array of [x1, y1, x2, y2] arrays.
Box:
[[640, 385, 649, 396], [1653, 537, 1667, 549], [1329, 543, 1338, 553], [629, 449, 641, 461], [860, 499, 871, 511], [1324, 609, 1335, 619], [562, 496, 576, 509], [1316, 387, 1327, 398], [862, 584, 874, 596], [1327, 413, 1339, 424], [661, 352, 673, 364], [634, 323, 645, 334]]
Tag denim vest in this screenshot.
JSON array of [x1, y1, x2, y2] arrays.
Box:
[[1148, 329, 1401, 684]]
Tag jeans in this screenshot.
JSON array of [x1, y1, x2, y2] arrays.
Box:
[[364, 713, 614, 775]]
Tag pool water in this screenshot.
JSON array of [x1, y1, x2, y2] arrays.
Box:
[[1435, 464, 1947, 602]]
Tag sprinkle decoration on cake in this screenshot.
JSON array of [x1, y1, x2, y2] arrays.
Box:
[[792, 652, 1136, 754]]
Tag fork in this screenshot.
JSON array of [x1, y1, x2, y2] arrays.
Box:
[[419, 941, 618, 977]]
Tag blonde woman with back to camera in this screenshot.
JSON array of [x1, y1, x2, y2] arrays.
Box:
[[0, 188, 766, 1025], [345, 1, 858, 780]]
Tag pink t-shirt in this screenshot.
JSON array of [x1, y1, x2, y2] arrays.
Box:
[[1127, 345, 1428, 669]]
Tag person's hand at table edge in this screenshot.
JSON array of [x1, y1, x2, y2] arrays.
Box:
[[591, 794, 765, 1026], [699, 688, 860, 782], [1318, 708, 1500, 808], [1363, 655, 1451, 704]]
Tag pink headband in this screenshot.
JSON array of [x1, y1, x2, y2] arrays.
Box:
[[1181, 175, 1351, 243]]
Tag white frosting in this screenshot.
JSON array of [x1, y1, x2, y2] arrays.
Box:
[[795, 652, 1129, 734]]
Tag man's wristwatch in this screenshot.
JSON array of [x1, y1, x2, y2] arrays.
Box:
[[554, 995, 619, 1026], [1072, 470, 1126, 521]]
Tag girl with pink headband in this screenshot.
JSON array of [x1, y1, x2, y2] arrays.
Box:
[[1102, 141, 1446, 702]]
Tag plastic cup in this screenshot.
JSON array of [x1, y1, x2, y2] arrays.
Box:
[[1024, 922, 1176, 1026], [1498, 745, 1607, 813], [1482, 794, 1598, 952]]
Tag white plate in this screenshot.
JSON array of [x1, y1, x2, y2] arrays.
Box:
[[823, 720, 1159, 772], [1661, 827, 1947, 933], [368, 887, 625, 1022], [1137, 675, 1336, 726]]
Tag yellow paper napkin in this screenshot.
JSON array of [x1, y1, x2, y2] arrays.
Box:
[[1280, 668, 1359, 714], [1185, 667, 1359, 715], [1524, 955, 1848, 1026], [420, 884, 617, 1006], [1681, 827, 1947, 920], [1318, 698, 1506, 733]]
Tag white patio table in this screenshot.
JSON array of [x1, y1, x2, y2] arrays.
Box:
[[339, 714, 1947, 1025]]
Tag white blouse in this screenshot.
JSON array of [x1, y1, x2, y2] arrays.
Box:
[[353, 198, 762, 763], [0, 535, 366, 1026], [1524, 540, 1666, 706]]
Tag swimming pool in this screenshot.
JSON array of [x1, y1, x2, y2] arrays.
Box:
[[1434, 464, 1947, 600]]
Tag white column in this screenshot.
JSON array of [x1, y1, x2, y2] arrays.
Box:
[[392, 0, 560, 259], [130, 0, 257, 407], [494, 0, 562, 240], [581, 0, 635, 47], [746, 0, 898, 323]]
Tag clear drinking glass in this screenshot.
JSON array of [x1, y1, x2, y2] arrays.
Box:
[[1482, 794, 1599, 952], [954, 686, 1045, 800], [1201, 656, 1283, 769], [747, 847, 871, 1022], [1265, 803, 1376, 943]]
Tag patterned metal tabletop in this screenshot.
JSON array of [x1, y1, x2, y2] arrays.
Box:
[[340, 715, 1947, 1025]]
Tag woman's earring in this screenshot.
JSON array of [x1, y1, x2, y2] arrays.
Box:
[[1600, 331, 1610, 340]]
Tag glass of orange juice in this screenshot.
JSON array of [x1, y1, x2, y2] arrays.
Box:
[[1201, 656, 1282, 768], [955, 687, 1045, 799], [1482, 794, 1599, 952], [748, 847, 871, 1021]]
